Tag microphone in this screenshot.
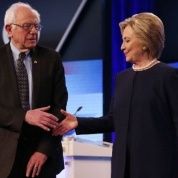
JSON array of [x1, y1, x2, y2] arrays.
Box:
[[74, 106, 83, 116]]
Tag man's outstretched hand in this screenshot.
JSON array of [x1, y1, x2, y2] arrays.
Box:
[[25, 106, 59, 131]]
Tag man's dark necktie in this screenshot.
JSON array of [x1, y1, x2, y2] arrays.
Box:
[[16, 52, 30, 110]]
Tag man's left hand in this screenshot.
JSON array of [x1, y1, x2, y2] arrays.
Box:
[[26, 152, 48, 178]]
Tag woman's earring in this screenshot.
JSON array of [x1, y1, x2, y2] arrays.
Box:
[[142, 46, 147, 51]]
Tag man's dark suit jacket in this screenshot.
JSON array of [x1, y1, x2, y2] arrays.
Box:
[[0, 43, 68, 178]]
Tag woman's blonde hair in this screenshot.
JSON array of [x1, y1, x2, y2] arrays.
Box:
[[119, 12, 165, 59]]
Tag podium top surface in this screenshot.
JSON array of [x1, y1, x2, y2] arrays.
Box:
[[62, 137, 113, 157]]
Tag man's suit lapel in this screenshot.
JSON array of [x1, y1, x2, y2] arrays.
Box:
[[5, 44, 21, 105], [31, 48, 40, 109]]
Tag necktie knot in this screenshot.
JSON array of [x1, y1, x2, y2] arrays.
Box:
[[18, 52, 26, 61]]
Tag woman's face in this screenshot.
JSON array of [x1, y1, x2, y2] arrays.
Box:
[[121, 25, 145, 64]]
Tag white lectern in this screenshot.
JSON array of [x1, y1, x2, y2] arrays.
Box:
[[57, 137, 112, 178]]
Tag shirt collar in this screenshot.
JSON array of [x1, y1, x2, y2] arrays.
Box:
[[10, 42, 30, 61]]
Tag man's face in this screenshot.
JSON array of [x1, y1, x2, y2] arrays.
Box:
[[6, 7, 40, 51]]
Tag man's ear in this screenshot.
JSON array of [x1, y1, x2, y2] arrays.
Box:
[[5, 24, 12, 37]]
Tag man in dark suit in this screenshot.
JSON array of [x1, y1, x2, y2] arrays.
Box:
[[0, 2, 68, 178]]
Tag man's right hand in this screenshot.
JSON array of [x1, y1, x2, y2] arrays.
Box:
[[25, 106, 59, 131]]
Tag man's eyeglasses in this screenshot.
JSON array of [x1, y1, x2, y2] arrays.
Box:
[[12, 23, 42, 31]]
